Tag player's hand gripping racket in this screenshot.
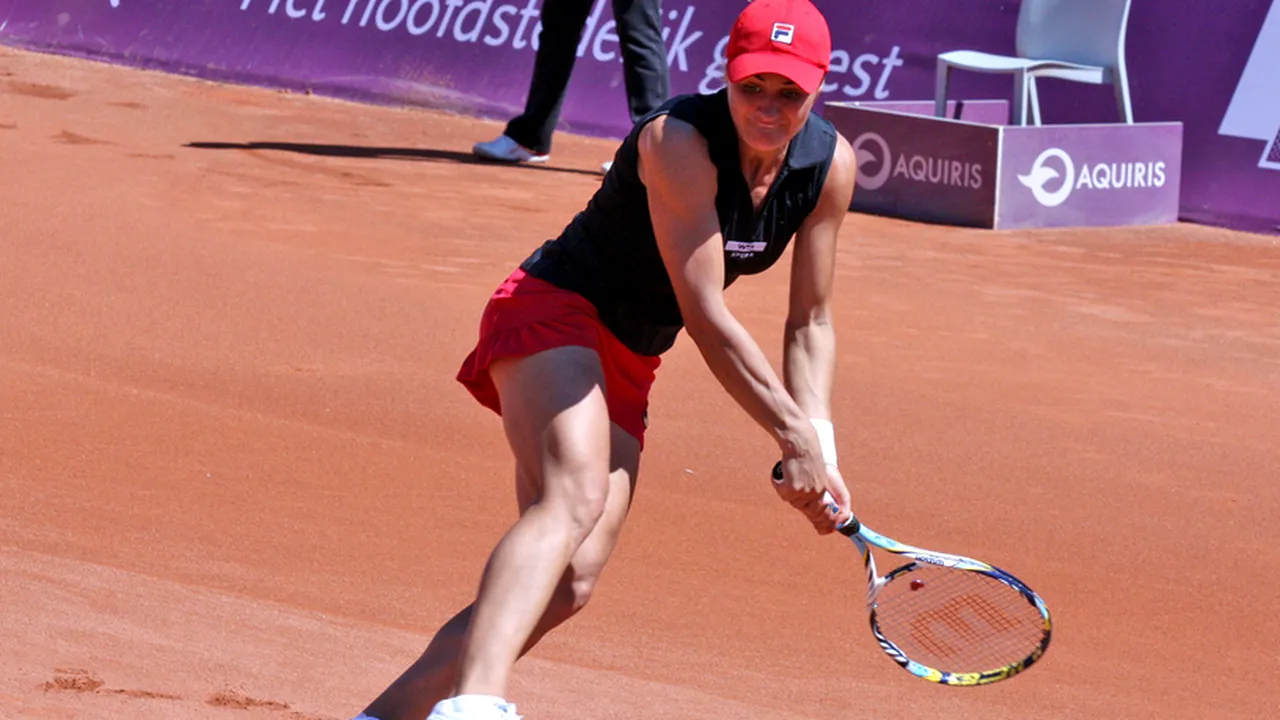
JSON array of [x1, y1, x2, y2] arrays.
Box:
[[771, 462, 1052, 686]]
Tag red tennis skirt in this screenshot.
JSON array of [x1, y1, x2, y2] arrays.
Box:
[[456, 268, 662, 447]]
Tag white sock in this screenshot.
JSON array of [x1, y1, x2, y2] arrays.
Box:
[[351, 715, 380, 720]]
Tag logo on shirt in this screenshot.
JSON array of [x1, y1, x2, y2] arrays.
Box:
[[771, 23, 795, 45], [725, 240, 768, 258]]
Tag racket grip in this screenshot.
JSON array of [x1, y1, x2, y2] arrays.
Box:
[[771, 461, 861, 536]]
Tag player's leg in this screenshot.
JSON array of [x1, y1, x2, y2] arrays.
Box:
[[514, 419, 640, 638], [358, 343, 636, 719], [447, 345, 621, 697], [358, 422, 639, 720]]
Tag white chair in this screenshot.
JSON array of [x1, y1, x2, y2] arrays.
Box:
[[934, 0, 1134, 126]]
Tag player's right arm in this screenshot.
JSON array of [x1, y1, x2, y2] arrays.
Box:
[[638, 115, 840, 532]]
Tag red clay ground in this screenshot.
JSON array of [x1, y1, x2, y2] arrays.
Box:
[[2, 45, 1278, 720]]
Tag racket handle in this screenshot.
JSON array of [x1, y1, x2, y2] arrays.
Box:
[[771, 461, 861, 536]]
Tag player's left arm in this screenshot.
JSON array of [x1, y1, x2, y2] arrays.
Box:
[[784, 133, 857, 423]]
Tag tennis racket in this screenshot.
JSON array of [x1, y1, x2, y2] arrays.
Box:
[[771, 462, 1052, 686]]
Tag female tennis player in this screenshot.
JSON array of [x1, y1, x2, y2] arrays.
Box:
[[357, 1, 857, 718]]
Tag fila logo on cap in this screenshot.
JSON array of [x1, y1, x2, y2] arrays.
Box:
[[771, 22, 795, 44]]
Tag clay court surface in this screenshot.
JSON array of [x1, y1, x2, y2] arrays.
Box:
[[2, 45, 1278, 719]]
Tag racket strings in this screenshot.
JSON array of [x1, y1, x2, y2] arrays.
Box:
[[873, 565, 1046, 673]]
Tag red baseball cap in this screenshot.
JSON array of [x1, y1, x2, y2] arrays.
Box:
[[726, 0, 832, 94]]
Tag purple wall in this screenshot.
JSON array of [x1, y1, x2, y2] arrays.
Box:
[[1, 0, 1276, 234]]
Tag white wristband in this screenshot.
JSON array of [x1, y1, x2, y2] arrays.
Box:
[[810, 418, 838, 467]]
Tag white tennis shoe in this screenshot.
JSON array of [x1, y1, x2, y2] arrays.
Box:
[[426, 695, 523, 720], [472, 135, 549, 164]]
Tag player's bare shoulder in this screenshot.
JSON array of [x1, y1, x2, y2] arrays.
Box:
[[638, 114, 703, 152], [830, 131, 858, 193], [637, 114, 714, 191], [810, 130, 857, 216]]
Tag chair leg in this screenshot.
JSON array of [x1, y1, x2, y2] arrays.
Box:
[[934, 59, 951, 119], [1011, 71, 1028, 126], [1113, 64, 1134, 123], [1028, 75, 1042, 126]]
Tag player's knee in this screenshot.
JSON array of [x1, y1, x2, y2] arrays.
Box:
[[543, 456, 607, 526], [561, 482, 609, 545], [531, 464, 609, 548]]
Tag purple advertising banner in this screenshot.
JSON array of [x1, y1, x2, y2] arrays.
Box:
[[0, 0, 964, 135], [825, 104, 1000, 228], [998, 123, 1183, 230], [0, 0, 1276, 234], [824, 104, 1182, 230]]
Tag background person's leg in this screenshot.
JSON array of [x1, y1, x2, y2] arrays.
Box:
[[502, 0, 597, 155], [613, 0, 670, 124]]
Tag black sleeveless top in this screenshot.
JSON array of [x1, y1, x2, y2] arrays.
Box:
[[520, 89, 837, 357]]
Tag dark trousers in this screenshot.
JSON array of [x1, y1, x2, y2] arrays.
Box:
[[505, 0, 670, 155]]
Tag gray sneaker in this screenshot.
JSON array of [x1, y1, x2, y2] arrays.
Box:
[[472, 135, 549, 164]]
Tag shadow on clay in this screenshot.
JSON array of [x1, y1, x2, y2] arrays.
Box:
[[185, 141, 605, 178]]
